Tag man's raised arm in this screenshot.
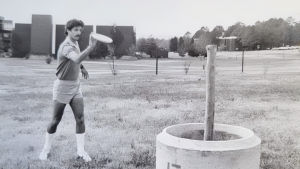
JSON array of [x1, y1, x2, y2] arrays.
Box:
[[64, 34, 97, 64]]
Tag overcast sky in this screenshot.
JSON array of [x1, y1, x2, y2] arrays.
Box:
[[1, 0, 300, 39]]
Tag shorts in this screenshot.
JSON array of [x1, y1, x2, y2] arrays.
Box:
[[53, 79, 83, 104]]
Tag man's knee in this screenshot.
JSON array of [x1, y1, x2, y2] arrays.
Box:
[[51, 118, 61, 127], [76, 115, 85, 126]]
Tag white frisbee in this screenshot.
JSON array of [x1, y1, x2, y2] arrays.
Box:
[[91, 33, 113, 43]]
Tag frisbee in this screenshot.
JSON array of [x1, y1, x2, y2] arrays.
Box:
[[91, 33, 113, 43]]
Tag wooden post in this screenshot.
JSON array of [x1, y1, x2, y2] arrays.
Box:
[[204, 45, 216, 141], [113, 57, 115, 70], [242, 50, 244, 72], [156, 49, 158, 75]]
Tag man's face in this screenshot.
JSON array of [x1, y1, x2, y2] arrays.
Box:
[[67, 26, 83, 41]]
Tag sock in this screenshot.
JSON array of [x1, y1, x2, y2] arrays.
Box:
[[43, 132, 55, 152], [76, 133, 85, 154]]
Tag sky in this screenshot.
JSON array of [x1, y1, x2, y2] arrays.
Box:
[[1, 0, 300, 40]]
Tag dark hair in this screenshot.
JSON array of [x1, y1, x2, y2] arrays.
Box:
[[65, 19, 84, 35]]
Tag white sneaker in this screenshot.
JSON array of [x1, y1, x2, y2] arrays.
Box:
[[77, 151, 91, 162], [39, 149, 49, 160]]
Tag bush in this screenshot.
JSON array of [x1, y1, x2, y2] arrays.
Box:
[[46, 56, 52, 64], [146, 37, 157, 56], [89, 42, 109, 59], [126, 44, 137, 56], [198, 47, 207, 56], [178, 46, 185, 57], [25, 53, 30, 59], [110, 24, 124, 58], [188, 45, 199, 57]]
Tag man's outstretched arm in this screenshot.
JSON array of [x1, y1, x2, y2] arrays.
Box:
[[63, 34, 97, 64]]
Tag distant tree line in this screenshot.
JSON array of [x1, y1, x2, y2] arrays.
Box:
[[190, 17, 300, 52], [229, 17, 300, 49], [135, 17, 300, 58]]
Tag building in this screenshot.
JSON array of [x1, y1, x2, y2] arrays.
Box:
[[0, 17, 13, 56], [11, 14, 135, 58], [151, 49, 168, 58], [30, 15, 53, 55], [0, 16, 14, 30], [11, 24, 31, 57], [96, 25, 135, 56], [218, 36, 243, 51]]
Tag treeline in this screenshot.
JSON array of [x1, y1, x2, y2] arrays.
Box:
[[136, 17, 300, 57], [188, 17, 299, 55], [228, 17, 300, 49]]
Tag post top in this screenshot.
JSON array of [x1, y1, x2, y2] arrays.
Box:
[[206, 45, 217, 51]]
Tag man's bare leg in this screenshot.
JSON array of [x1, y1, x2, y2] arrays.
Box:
[[39, 100, 66, 160], [70, 97, 91, 162]]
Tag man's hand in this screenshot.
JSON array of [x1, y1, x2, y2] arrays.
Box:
[[81, 67, 89, 79], [89, 33, 97, 48]]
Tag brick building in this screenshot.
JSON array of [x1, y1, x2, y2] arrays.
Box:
[[11, 14, 135, 58]]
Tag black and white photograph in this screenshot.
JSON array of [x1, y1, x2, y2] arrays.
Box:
[[0, 0, 299, 168]]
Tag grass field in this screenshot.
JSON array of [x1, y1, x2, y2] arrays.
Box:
[[0, 50, 300, 169]]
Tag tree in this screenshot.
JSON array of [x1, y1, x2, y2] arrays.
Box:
[[178, 37, 185, 57], [169, 37, 178, 52], [137, 38, 148, 54], [260, 18, 285, 47], [110, 24, 124, 58], [194, 33, 212, 55], [292, 22, 300, 45], [283, 17, 298, 46], [191, 26, 210, 50], [192, 26, 209, 39], [210, 26, 224, 45], [133, 28, 136, 46], [224, 22, 244, 37], [286, 16, 296, 26], [146, 35, 157, 56], [178, 37, 184, 48], [188, 44, 199, 57], [89, 42, 109, 59], [183, 31, 192, 52], [126, 44, 138, 58], [154, 38, 169, 50], [169, 38, 174, 51]]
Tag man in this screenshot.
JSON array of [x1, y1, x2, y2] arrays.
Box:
[[39, 19, 97, 162]]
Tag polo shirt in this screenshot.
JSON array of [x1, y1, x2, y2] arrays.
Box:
[[56, 37, 81, 80]]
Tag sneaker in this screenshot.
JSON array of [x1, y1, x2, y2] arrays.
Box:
[[39, 149, 49, 160], [77, 151, 91, 162]]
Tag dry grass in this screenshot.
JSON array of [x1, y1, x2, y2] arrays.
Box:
[[0, 50, 300, 169]]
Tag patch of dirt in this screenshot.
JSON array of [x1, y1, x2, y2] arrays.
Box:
[[180, 130, 242, 141]]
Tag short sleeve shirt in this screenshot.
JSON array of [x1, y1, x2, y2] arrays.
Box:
[[56, 37, 81, 80]]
